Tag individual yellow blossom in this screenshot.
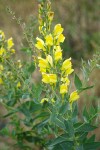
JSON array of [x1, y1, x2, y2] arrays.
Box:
[[7, 38, 14, 49], [16, 82, 21, 88], [38, 57, 49, 72], [0, 30, 5, 40], [10, 49, 15, 53], [62, 58, 72, 71], [45, 34, 53, 46], [49, 74, 57, 84], [0, 65, 4, 74], [65, 68, 74, 75], [54, 49, 62, 61], [60, 83, 68, 95], [0, 47, 6, 56], [54, 24, 63, 36], [42, 73, 50, 83], [40, 98, 48, 104], [57, 34, 65, 44], [61, 77, 70, 85], [35, 37, 45, 50], [46, 55, 53, 66], [69, 91, 79, 104], [48, 12, 54, 21], [0, 78, 3, 84], [42, 73, 57, 84]]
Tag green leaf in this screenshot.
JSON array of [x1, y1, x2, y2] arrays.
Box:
[[83, 106, 90, 123], [86, 135, 95, 143], [27, 62, 35, 73], [64, 120, 74, 137], [2, 109, 18, 118], [74, 74, 82, 90], [75, 123, 97, 132], [80, 85, 94, 92], [83, 142, 100, 150], [54, 118, 66, 131]]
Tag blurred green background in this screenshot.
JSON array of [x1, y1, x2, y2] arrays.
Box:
[[0, 0, 100, 149]]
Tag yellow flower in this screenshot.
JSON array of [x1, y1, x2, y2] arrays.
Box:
[[7, 38, 14, 49], [49, 74, 57, 84], [54, 24, 63, 36], [54, 49, 62, 61], [62, 58, 72, 71], [0, 78, 3, 84], [0, 47, 6, 56], [57, 34, 65, 44], [16, 82, 21, 88], [65, 68, 74, 75], [60, 84, 68, 94], [42, 73, 57, 84], [45, 34, 53, 46], [46, 55, 53, 66], [11, 49, 15, 53], [61, 77, 70, 85], [69, 91, 79, 103], [48, 12, 54, 21], [42, 73, 50, 83], [40, 98, 48, 103], [35, 37, 45, 50], [38, 57, 49, 73]]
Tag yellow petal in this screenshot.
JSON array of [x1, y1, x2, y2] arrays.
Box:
[[45, 34, 53, 46], [7, 38, 14, 49], [54, 24, 63, 36], [46, 55, 53, 66], [69, 91, 79, 103], [60, 84, 68, 94], [35, 37, 45, 50], [54, 49, 62, 61]]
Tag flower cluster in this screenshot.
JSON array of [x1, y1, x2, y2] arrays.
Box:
[[35, 2, 79, 106], [0, 30, 22, 88]]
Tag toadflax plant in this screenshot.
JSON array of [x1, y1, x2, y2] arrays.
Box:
[[0, 1, 100, 150]]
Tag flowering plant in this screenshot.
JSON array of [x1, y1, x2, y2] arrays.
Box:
[[0, 1, 100, 150]]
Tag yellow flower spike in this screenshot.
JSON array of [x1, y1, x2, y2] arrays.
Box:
[[0, 47, 6, 56], [60, 83, 68, 95], [46, 55, 53, 67], [54, 24, 63, 36], [45, 34, 53, 46], [40, 98, 48, 104], [7, 38, 14, 49], [54, 49, 62, 61], [57, 34, 65, 44], [62, 57, 72, 71], [35, 37, 45, 51], [16, 82, 21, 88], [69, 91, 79, 104], [0, 78, 3, 84]]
